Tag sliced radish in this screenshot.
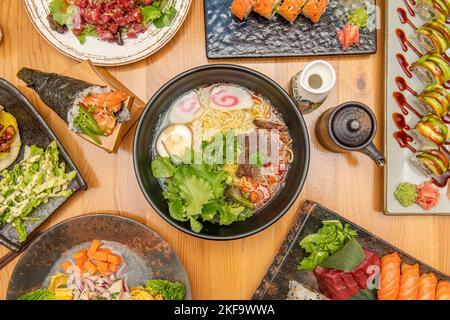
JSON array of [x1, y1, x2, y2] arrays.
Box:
[[168, 91, 203, 124], [209, 84, 254, 111], [156, 124, 193, 158]]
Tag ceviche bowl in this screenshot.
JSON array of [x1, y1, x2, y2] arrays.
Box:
[[134, 64, 310, 240]]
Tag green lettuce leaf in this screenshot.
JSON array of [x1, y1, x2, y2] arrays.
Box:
[[179, 176, 212, 216], [298, 220, 358, 270], [17, 289, 55, 300], [152, 157, 176, 178], [145, 279, 185, 300], [49, 0, 77, 26]]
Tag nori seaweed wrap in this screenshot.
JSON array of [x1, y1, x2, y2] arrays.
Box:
[[17, 68, 130, 144]]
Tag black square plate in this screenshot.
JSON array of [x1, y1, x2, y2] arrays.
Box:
[[0, 79, 87, 251], [253, 201, 449, 300], [204, 0, 377, 59]]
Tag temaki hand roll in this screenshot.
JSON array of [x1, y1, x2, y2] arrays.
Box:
[[17, 68, 130, 145]]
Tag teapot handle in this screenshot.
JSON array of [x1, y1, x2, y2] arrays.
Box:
[[360, 142, 385, 167]]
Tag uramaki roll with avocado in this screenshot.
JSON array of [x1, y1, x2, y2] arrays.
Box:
[[413, 149, 450, 177], [414, 113, 449, 147], [415, 0, 450, 20], [417, 84, 450, 118], [411, 53, 450, 85], [416, 18, 450, 54], [17, 68, 130, 145]]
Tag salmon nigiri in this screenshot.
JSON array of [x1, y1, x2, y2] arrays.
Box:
[[230, 0, 255, 21], [398, 263, 420, 300], [278, 0, 306, 22], [417, 273, 438, 300], [436, 280, 450, 300], [378, 252, 401, 300], [301, 0, 330, 23]]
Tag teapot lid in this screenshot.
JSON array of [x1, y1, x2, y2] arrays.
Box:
[[331, 104, 375, 148]]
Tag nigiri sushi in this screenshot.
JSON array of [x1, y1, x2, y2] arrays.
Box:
[[398, 263, 420, 300], [417, 273, 438, 300], [378, 252, 401, 300], [301, 0, 330, 23], [278, 0, 306, 23], [436, 280, 450, 300], [253, 0, 282, 20], [231, 0, 255, 21]]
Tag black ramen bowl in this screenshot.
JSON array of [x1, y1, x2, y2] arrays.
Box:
[[134, 65, 310, 240]]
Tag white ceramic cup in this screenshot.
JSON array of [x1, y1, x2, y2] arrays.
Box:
[[289, 60, 337, 114]]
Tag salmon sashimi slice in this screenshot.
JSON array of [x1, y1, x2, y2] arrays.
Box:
[[436, 280, 450, 300], [398, 263, 420, 300], [93, 111, 117, 135], [253, 0, 281, 19], [301, 0, 330, 23], [278, 0, 306, 22], [230, 0, 255, 20], [378, 252, 401, 300], [83, 91, 128, 113], [417, 273, 438, 300]]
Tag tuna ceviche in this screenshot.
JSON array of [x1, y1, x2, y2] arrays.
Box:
[[17, 240, 186, 300], [48, 0, 178, 45]]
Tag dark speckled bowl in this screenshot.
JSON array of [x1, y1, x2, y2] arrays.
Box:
[[134, 64, 310, 240], [6, 214, 191, 300]]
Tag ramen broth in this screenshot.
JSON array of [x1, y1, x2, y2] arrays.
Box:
[[154, 83, 293, 210]]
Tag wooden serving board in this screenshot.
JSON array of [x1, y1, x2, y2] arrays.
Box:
[[54, 60, 145, 153], [253, 201, 449, 300]]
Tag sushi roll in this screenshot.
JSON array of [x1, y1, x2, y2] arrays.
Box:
[[411, 149, 450, 177], [253, 0, 282, 20], [17, 68, 130, 145], [416, 84, 450, 118], [278, 0, 306, 23], [415, 0, 450, 20], [411, 53, 450, 85], [414, 114, 449, 147], [230, 0, 255, 21], [416, 18, 450, 54], [301, 0, 330, 23]]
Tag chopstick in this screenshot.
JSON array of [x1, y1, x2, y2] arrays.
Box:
[[0, 232, 41, 271]]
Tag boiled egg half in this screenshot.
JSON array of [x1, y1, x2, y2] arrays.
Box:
[[156, 124, 193, 158]]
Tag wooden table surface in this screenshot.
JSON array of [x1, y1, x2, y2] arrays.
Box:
[[0, 0, 448, 300]]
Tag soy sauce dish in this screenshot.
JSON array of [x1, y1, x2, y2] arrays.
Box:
[[134, 65, 310, 240]]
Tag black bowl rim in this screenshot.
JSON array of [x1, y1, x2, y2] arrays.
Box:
[[133, 64, 310, 241], [6, 213, 191, 299]]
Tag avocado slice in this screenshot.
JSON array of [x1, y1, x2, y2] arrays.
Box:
[[419, 94, 446, 116], [428, 54, 450, 81]]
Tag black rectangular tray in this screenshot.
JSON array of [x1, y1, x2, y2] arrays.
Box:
[[204, 0, 377, 59], [0, 79, 87, 251], [253, 201, 449, 300]]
